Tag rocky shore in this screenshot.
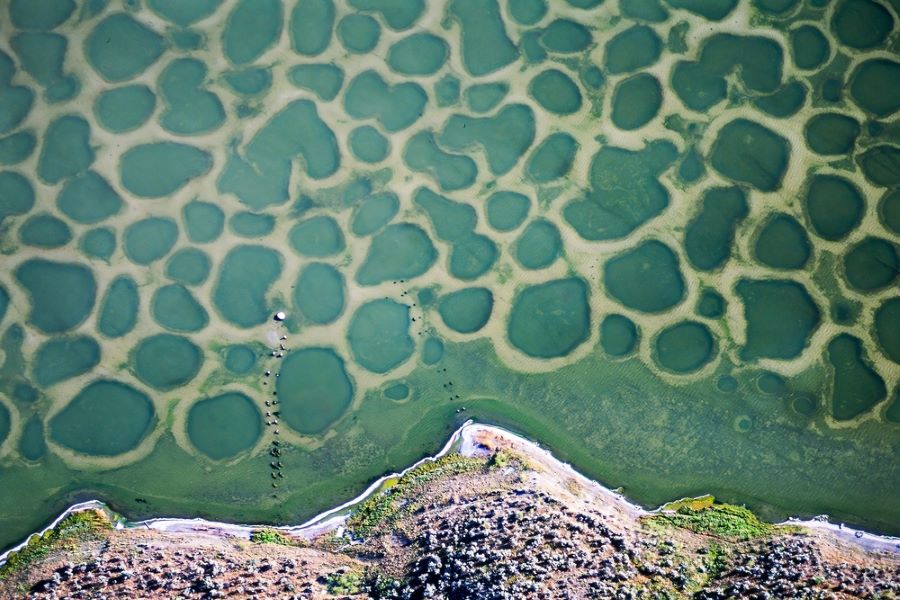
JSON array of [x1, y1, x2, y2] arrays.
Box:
[[1, 426, 897, 599]]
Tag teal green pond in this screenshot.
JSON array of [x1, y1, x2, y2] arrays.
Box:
[[338, 14, 380, 54], [805, 174, 864, 241], [508, 278, 590, 358], [288, 64, 343, 101], [19, 416, 46, 462], [514, 219, 561, 270], [289, 216, 345, 257], [383, 382, 409, 401], [79, 227, 116, 261], [14, 259, 96, 334], [466, 83, 508, 113], [754, 213, 812, 270], [697, 290, 726, 319], [213, 245, 282, 327], [422, 336, 444, 365], [1, 0, 899, 556], [124, 217, 178, 265], [486, 191, 530, 231], [654, 321, 716, 374], [152, 285, 209, 333], [165, 248, 212, 286], [97, 276, 138, 338], [350, 191, 398, 236], [131, 334, 203, 391], [348, 299, 413, 373], [50, 380, 155, 456], [604, 241, 685, 313], [356, 223, 437, 285], [224, 345, 257, 375], [293, 262, 345, 325], [438, 288, 493, 334], [611, 73, 663, 130], [57, 171, 123, 224], [526, 133, 577, 183], [276, 347, 353, 435], [33, 335, 100, 388], [600, 314, 638, 358], [349, 126, 389, 164], [684, 186, 749, 271], [230, 212, 275, 238], [19, 213, 71, 248], [183, 200, 225, 244], [188, 392, 261, 460]]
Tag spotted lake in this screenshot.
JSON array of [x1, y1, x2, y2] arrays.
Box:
[[0, 0, 898, 551]]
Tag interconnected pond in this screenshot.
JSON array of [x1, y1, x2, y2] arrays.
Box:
[[0, 0, 898, 551]]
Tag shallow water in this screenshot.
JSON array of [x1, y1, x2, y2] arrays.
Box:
[[0, 0, 898, 552]]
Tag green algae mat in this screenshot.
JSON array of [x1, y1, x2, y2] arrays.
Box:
[[0, 0, 898, 551]]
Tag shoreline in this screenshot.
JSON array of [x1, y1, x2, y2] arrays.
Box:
[[3, 421, 898, 567]]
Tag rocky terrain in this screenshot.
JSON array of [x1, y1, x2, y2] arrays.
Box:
[[1, 428, 898, 599]]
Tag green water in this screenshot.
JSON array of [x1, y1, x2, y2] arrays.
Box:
[[287, 64, 343, 101], [152, 285, 209, 333], [684, 186, 749, 270], [350, 191, 398, 235], [338, 14, 380, 53], [277, 347, 353, 435], [526, 132, 577, 183], [611, 73, 663, 131], [348, 299, 414, 373], [224, 345, 257, 375], [212, 245, 282, 327], [187, 393, 262, 460], [404, 131, 477, 191], [805, 174, 864, 241], [605, 241, 685, 312], [131, 334, 203, 392], [438, 288, 493, 334], [466, 83, 508, 113], [513, 218, 562, 269], [33, 335, 100, 388], [19, 214, 71, 248], [97, 275, 138, 338], [14, 259, 96, 334], [50, 380, 156, 456], [165, 248, 212, 286], [508, 278, 590, 358], [529, 69, 582, 115], [79, 227, 115, 261], [486, 191, 530, 231], [57, 171, 123, 224], [697, 290, 726, 319], [654, 321, 716, 374], [0, 0, 899, 554], [293, 262, 345, 325], [182, 200, 225, 244], [230, 212, 276, 238], [754, 213, 812, 270], [599, 314, 638, 358], [383, 382, 410, 400], [387, 33, 448, 76], [349, 126, 390, 164]]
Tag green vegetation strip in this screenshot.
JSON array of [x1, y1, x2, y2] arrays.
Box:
[[347, 454, 484, 536], [646, 495, 795, 540], [0, 511, 111, 581], [249, 528, 302, 546]]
